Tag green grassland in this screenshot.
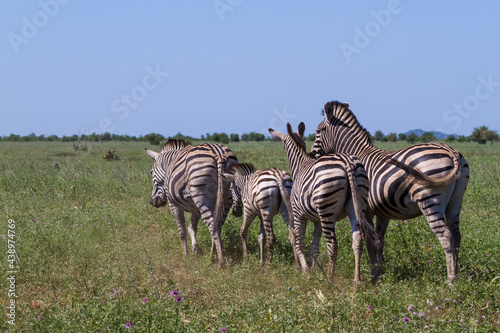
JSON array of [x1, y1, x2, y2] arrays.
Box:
[[0, 140, 498, 332]]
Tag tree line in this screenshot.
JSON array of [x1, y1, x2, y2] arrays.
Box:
[[369, 126, 499, 145], [1, 126, 498, 145]]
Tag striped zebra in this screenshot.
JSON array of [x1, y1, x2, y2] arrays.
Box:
[[269, 122, 382, 283], [223, 163, 296, 266], [311, 101, 470, 280], [145, 139, 238, 268]]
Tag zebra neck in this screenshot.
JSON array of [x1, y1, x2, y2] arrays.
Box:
[[285, 147, 310, 180]]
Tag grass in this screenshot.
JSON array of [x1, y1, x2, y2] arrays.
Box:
[[0, 140, 498, 332]]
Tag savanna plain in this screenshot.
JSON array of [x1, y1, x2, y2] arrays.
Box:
[[0, 140, 498, 332]]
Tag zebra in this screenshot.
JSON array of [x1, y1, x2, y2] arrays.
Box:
[[310, 100, 470, 280], [223, 163, 296, 266], [269, 122, 382, 283], [145, 139, 238, 268]]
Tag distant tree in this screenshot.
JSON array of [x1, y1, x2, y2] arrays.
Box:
[[102, 132, 112, 142], [456, 135, 467, 143], [144, 133, 164, 145], [386, 133, 398, 142], [374, 130, 384, 141], [241, 133, 248, 141], [7, 134, 20, 141], [380, 136, 389, 142], [398, 133, 407, 141], [406, 132, 418, 144], [471, 125, 499, 145], [444, 135, 456, 143], [246, 132, 265, 141], [485, 130, 500, 145], [219, 133, 229, 144], [47, 135, 59, 141], [420, 132, 437, 143], [229, 133, 240, 142], [306, 134, 316, 141], [210, 133, 221, 142]]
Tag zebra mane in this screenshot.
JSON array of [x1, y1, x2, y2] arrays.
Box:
[[323, 101, 373, 146], [159, 139, 187, 153], [286, 123, 307, 153], [225, 162, 255, 176]]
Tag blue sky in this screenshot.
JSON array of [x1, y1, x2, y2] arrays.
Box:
[[1, 1, 499, 137]]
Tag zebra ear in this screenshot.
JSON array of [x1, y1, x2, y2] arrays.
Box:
[[297, 122, 305, 138], [145, 148, 158, 159], [269, 128, 285, 142]]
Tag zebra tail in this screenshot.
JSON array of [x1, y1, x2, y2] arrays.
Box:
[[384, 149, 462, 187], [273, 174, 296, 238], [214, 157, 227, 232], [345, 160, 383, 250]]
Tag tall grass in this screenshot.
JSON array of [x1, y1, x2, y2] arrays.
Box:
[[0, 141, 498, 332]]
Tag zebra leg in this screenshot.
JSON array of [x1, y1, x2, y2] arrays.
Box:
[[188, 212, 201, 254], [169, 203, 189, 255], [345, 198, 363, 283], [363, 211, 380, 283], [240, 211, 256, 259], [294, 215, 309, 273], [279, 202, 298, 266], [262, 213, 276, 265], [445, 171, 468, 275], [375, 215, 390, 271], [352, 230, 363, 283], [310, 222, 322, 270], [320, 219, 338, 284], [426, 213, 456, 280], [258, 217, 266, 266]]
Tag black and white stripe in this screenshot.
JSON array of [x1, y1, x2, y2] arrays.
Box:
[[311, 101, 470, 280], [224, 163, 295, 266], [146, 139, 238, 268], [270, 123, 382, 283]]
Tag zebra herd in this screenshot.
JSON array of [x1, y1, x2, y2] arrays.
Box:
[[146, 100, 468, 283]]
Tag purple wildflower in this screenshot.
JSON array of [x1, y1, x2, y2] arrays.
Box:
[[367, 305, 371, 310], [221, 328, 227, 332], [427, 299, 432, 305], [103, 300, 107, 304], [403, 317, 410, 323], [429, 260, 433, 264], [175, 296, 182, 302], [2, 235, 6, 239], [142, 298, 147, 304], [125, 322, 132, 328], [407, 304, 415, 312], [418, 312, 425, 318], [171, 290, 179, 296], [30, 218, 34, 222]]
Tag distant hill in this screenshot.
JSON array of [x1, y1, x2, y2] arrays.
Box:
[[404, 129, 458, 140]]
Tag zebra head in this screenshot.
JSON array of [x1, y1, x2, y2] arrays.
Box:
[[145, 148, 168, 208], [224, 163, 256, 218], [310, 118, 330, 159], [311, 100, 373, 159], [230, 182, 243, 217]]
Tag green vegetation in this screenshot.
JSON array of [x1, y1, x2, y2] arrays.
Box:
[[0, 141, 498, 332]]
